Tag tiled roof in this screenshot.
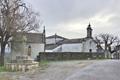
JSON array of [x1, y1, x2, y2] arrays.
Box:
[[46, 34, 67, 39], [45, 39, 65, 50], [62, 38, 86, 44], [46, 44, 60, 50], [14, 32, 44, 43], [45, 38, 91, 50], [25, 33, 44, 43]]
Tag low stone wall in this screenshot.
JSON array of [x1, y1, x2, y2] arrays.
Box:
[[37, 52, 105, 61], [5, 62, 39, 72], [5, 56, 39, 72]]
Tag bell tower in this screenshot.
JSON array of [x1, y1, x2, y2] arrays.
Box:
[[87, 23, 93, 38]]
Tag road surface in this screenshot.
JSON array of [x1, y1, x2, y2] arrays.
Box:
[[0, 60, 120, 80]]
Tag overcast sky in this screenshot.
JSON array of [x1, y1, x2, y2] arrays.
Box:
[[26, 0, 120, 39]]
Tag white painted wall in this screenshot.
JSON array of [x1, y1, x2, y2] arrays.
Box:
[[45, 50, 53, 52], [62, 43, 82, 52], [53, 43, 82, 52], [27, 43, 44, 59], [53, 45, 62, 52], [0, 42, 44, 60], [52, 39, 97, 52], [46, 38, 63, 44], [82, 39, 97, 52], [3, 43, 44, 61]]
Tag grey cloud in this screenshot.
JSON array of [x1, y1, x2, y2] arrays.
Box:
[[28, 0, 115, 24], [27, 0, 120, 38]]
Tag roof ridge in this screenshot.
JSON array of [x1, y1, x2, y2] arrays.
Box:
[[46, 34, 67, 39]]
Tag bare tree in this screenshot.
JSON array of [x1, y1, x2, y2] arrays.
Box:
[[0, 0, 41, 65], [95, 33, 119, 53]]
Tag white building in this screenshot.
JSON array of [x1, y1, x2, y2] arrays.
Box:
[[46, 34, 67, 52], [46, 24, 103, 52], [0, 31, 45, 61], [24, 32, 45, 59]]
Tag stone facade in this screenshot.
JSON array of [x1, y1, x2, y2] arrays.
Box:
[[5, 56, 39, 72]]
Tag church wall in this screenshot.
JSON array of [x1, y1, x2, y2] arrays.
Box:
[[49, 39, 98, 53], [4, 43, 44, 61], [52, 39, 97, 52], [45, 24, 99, 53], [27, 43, 44, 59], [45, 50, 53, 52], [82, 39, 97, 52], [0, 42, 44, 60], [61, 43, 82, 52], [46, 38, 63, 44], [52, 45, 62, 52]]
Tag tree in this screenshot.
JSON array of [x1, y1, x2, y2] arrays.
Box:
[[95, 33, 119, 58], [0, 0, 41, 65]]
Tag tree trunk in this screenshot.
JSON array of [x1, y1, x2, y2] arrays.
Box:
[[104, 43, 108, 58], [105, 43, 107, 51], [0, 42, 6, 66]]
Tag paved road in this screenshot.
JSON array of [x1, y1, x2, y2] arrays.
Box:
[[1, 60, 120, 80], [65, 60, 120, 80]]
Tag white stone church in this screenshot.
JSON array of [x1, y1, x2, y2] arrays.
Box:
[[46, 24, 103, 52], [0, 23, 103, 62]]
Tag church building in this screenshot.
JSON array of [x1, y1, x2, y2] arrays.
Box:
[[46, 24, 103, 52]]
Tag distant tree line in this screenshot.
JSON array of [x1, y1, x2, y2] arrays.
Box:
[[95, 33, 120, 58]]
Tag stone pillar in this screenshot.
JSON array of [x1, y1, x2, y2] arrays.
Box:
[[11, 34, 27, 61]]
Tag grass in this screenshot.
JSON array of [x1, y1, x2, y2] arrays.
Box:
[[0, 66, 7, 72], [0, 66, 16, 72], [39, 60, 49, 66], [39, 60, 50, 70]]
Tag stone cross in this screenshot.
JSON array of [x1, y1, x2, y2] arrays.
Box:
[[11, 34, 27, 61]]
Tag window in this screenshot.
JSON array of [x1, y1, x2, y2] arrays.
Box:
[[89, 49, 92, 52]]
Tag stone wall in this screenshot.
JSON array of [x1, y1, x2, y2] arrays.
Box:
[[37, 52, 105, 61]]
